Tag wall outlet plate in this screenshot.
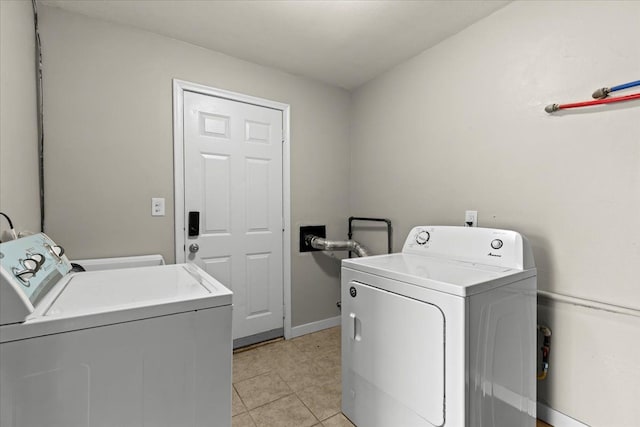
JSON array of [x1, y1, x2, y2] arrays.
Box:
[[465, 210, 477, 227], [300, 225, 326, 252]]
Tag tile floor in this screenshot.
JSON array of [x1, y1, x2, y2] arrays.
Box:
[[231, 326, 552, 427], [232, 326, 344, 427]]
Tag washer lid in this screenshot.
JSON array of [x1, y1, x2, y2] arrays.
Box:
[[342, 253, 535, 297], [0, 264, 232, 343], [44, 264, 226, 318]]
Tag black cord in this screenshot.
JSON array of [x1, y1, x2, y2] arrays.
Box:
[[32, 0, 45, 232], [0, 212, 15, 229]]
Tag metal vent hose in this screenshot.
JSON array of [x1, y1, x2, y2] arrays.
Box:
[[305, 235, 370, 258]]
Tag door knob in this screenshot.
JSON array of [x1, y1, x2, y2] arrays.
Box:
[[189, 243, 200, 253]]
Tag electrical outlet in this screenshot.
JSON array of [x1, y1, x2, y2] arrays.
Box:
[[465, 210, 477, 227], [152, 198, 165, 216]]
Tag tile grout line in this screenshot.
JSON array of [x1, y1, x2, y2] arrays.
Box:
[[245, 392, 314, 426], [289, 344, 341, 425], [291, 385, 322, 426], [232, 383, 251, 418], [294, 393, 322, 426], [237, 372, 296, 412]]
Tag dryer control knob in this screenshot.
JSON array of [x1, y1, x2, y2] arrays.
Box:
[[491, 239, 503, 249], [415, 230, 430, 245]]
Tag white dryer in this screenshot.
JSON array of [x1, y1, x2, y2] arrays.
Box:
[[341, 226, 537, 427], [0, 233, 232, 427]]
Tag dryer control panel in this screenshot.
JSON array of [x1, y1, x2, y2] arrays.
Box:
[[403, 226, 534, 270], [0, 233, 71, 325]]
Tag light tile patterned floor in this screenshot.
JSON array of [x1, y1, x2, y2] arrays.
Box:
[[232, 326, 552, 427], [232, 326, 346, 427]]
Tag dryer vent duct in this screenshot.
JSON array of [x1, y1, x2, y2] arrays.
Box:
[[305, 235, 370, 258]]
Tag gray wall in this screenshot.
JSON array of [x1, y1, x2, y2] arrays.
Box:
[[38, 5, 351, 327], [5, 1, 640, 423], [0, 1, 40, 235], [349, 1, 640, 425]]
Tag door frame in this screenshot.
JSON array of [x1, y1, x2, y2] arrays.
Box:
[[172, 79, 292, 340]]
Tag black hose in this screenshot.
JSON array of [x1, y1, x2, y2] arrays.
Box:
[[0, 212, 15, 229], [32, 0, 45, 232], [348, 217, 392, 258]]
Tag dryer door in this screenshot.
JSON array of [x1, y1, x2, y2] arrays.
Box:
[[342, 280, 445, 427]]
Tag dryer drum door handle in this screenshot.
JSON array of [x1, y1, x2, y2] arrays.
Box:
[[349, 313, 362, 341], [350, 313, 357, 340]]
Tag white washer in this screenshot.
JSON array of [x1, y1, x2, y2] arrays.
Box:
[[0, 233, 232, 427], [341, 226, 537, 427]]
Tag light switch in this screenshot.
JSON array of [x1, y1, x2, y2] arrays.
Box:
[[152, 198, 165, 216]]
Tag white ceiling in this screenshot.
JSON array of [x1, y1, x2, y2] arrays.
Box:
[[42, 0, 510, 90]]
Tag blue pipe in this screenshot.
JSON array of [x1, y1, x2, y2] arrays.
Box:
[[593, 79, 640, 99], [611, 79, 640, 92]]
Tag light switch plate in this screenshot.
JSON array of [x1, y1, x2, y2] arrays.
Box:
[[465, 210, 477, 227]]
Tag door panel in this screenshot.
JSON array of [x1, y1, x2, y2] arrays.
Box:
[[201, 256, 232, 287], [202, 154, 230, 233], [246, 158, 271, 231], [183, 91, 283, 341], [246, 253, 270, 316]]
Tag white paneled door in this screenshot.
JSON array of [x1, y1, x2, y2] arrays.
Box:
[[183, 90, 284, 344]]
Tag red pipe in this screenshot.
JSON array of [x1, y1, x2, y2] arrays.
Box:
[[545, 92, 640, 113]]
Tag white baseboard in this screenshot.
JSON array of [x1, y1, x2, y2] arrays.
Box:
[[290, 315, 341, 338], [537, 402, 588, 427]]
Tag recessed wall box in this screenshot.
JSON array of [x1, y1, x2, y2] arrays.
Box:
[[300, 225, 326, 252]]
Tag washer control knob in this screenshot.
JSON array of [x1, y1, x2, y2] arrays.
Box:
[[12, 268, 34, 286], [52, 245, 64, 257], [491, 239, 503, 250], [44, 243, 65, 262], [415, 230, 430, 245], [21, 258, 39, 270], [29, 253, 45, 267]]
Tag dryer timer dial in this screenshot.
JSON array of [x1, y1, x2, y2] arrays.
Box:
[[415, 230, 430, 245], [491, 239, 503, 249]]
